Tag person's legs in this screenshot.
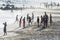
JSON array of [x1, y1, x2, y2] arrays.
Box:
[[46, 22, 48, 27], [43, 22, 46, 28], [38, 23, 39, 27], [6, 32, 7, 35], [23, 24, 24, 28], [19, 23, 21, 27], [37, 22, 39, 27]]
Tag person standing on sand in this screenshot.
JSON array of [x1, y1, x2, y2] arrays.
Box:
[[37, 16, 40, 27], [27, 14, 29, 25], [14, 15, 18, 23], [19, 16, 22, 27], [31, 13, 34, 24], [23, 17, 25, 28], [16, 15, 18, 21], [50, 14, 52, 26], [40, 15, 43, 25], [27, 14, 29, 22], [28, 16, 31, 26], [43, 12, 48, 28], [3, 22, 7, 36]]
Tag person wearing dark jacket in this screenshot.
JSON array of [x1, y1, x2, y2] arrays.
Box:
[[28, 16, 31, 26], [43, 12, 48, 28], [37, 16, 39, 27], [3, 22, 7, 36]]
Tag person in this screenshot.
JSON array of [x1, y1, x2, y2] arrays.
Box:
[[37, 16, 40, 27], [3, 22, 7, 36], [27, 14, 29, 22], [27, 14, 29, 25], [28, 16, 31, 26], [16, 15, 18, 21], [43, 12, 48, 28], [40, 15, 43, 26], [19, 16, 22, 27], [50, 14, 52, 26], [31, 13, 34, 24], [23, 17, 25, 28]]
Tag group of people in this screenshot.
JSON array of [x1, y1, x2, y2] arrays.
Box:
[[27, 13, 34, 26], [37, 12, 52, 29], [19, 17, 25, 28], [3, 12, 52, 36], [19, 13, 34, 28], [15, 15, 26, 28], [16, 12, 52, 29]]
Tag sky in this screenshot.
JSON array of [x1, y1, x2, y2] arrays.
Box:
[[0, 0, 60, 6], [0, 0, 60, 3]]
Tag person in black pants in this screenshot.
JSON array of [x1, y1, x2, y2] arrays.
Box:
[[50, 14, 52, 26], [43, 12, 48, 28], [37, 16, 39, 27], [3, 22, 7, 36], [23, 17, 25, 28], [28, 16, 31, 26], [19, 16, 22, 27]]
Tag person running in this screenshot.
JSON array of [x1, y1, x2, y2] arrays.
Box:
[[37, 16, 40, 27], [19, 16, 22, 27], [3, 22, 7, 36], [50, 14, 52, 26]]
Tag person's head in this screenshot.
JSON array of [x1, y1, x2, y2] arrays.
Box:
[[21, 16, 22, 19], [23, 17, 25, 19], [5, 22, 7, 25], [5, 22, 7, 23], [24, 17, 25, 18], [37, 16, 39, 18], [41, 15, 42, 18], [32, 13, 33, 14], [50, 14, 51, 16], [16, 15, 18, 17], [27, 14, 29, 15], [44, 12, 47, 15]]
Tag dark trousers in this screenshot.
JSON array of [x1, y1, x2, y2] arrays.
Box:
[[44, 22, 48, 28], [23, 23, 25, 28], [37, 23, 39, 27]]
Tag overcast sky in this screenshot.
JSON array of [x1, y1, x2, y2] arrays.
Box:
[[0, 0, 60, 4], [1, 0, 60, 2]]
